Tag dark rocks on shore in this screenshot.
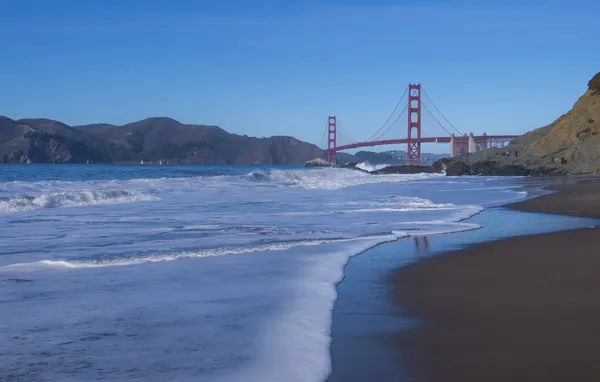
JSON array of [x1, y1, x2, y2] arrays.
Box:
[[372, 165, 441, 175], [434, 157, 562, 176], [304, 158, 331, 167], [303, 159, 442, 175], [342, 162, 443, 175]]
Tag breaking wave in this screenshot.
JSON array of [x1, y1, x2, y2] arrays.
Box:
[[0, 167, 444, 198], [245, 168, 444, 190], [355, 161, 390, 172], [5, 237, 398, 269], [0, 190, 159, 213]]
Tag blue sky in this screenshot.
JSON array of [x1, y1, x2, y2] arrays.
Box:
[[1, 0, 598, 153]]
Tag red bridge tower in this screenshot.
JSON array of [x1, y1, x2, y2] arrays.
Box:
[[407, 84, 422, 165], [327, 116, 337, 164]]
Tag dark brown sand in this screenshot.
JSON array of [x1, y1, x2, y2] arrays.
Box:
[[505, 177, 600, 219], [392, 179, 600, 382]]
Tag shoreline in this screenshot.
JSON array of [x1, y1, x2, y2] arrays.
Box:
[[390, 178, 600, 381], [328, 176, 600, 382], [505, 176, 600, 218]]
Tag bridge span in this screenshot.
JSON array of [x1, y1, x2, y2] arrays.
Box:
[[323, 84, 519, 164]]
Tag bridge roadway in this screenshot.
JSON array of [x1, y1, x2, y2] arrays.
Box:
[[331, 135, 519, 152]]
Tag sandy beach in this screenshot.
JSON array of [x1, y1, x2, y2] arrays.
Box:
[[391, 178, 600, 381]]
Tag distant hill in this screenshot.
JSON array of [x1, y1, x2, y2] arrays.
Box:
[[437, 71, 600, 175], [0, 117, 327, 165], [355, 150, 449, 165], [335, 152, 359, 164]]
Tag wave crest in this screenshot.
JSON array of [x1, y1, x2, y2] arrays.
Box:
[[245, 168, 444, 190], [0, 190, 159, 213], [355, 161, 390, 172], [6, 239, 355, 269]]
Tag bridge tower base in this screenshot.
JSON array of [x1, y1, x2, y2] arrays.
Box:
[[468, 133, 476, 154], [327, 116, 337, 165], [407, 84, 422, 165]]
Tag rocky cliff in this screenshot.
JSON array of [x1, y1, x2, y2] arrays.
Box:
[[0, 117, 325, 165], [436, 72, 600, 176]]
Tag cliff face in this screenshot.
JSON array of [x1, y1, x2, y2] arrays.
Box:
[[0, 117, 325, 165], [436, 72, 600, 176]]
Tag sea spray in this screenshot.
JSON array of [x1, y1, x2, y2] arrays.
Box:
[[0, 189, 159, 213]]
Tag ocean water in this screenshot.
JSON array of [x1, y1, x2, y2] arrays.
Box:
[[0, 164, 527, 382]]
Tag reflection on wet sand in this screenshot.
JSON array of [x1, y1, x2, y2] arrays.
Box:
[[413, 236, 429, 256]]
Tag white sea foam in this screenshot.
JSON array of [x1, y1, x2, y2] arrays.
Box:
[[5, 234, 412, 271], [216, 235, 400, 382], [6, 239, 346, 269], [279, 195, 459, 216], [392, 221, 482, 236], [1, 168, 444, 199], [355, 161, 390, 172], [181, 224, 224, 230], [0, 189, 158, 213], [0, 167, 529, 382], [246, 168, 445, 190]]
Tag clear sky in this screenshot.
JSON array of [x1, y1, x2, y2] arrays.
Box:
[[1, 0, 598, 153]]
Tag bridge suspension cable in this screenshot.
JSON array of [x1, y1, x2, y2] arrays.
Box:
[[327, 86, 409, 146], [421, 102, 452, 136], [363, 86, 409, 142], [336, 120, 360, 144], [421, 87, 462, 136], [371, 103, 408, 141], [319, 123, 328, 148]]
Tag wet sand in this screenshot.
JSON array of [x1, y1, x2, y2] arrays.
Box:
[[505, 176, 600, 218], [391, 179, 600, 381]]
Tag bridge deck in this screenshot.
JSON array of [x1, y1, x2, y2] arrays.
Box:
[[331, 136, 518, 152]]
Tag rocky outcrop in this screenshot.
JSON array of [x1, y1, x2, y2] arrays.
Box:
[[434, 72, 600, 176], [305, 158, 331, 167], [373, 165, 441, 175], [434, 157, 556, 176]]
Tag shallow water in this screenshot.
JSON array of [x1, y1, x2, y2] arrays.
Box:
[[328, 199, 598, 382], [0, 164, 529, 381]]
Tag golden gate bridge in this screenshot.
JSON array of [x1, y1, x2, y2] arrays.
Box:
[[323, 84, 518, 165]]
